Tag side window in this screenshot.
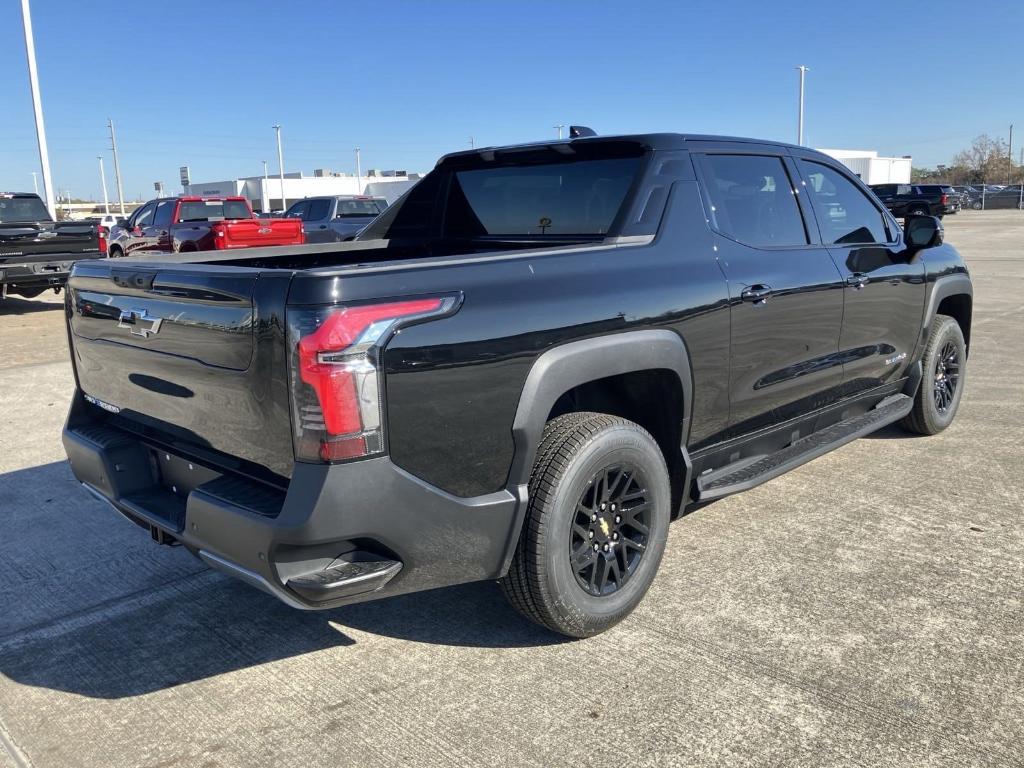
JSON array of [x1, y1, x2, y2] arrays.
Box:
[[306, 199, 331, 220], [285, 201, 309, 219], [896, 184, 912, 196], [133, 203, 156, 229], [153, 201, 175, 228], [798, 160, 891, 245], [699, 154, 808, 247]]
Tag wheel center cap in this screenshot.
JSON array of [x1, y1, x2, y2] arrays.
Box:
[[598, 517, 610, 537]]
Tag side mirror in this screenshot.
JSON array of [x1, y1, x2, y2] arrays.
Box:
[[904, 215, 943, 250]]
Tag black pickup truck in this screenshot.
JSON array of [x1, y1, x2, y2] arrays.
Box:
[[1, 193, 108, 300], [61, 133, 972, 637], [869, 183, 960, 218]]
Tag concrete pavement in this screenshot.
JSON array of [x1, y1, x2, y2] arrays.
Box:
[[0, 212, 1022, 767]]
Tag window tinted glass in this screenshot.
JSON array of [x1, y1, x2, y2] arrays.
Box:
[[285, 201, 309, 219], [700, 154, 807, 247], [178, 200, 251, 221], [447, 157, 640, 236], [133, 203, 156, 228], [336, 199, 387, 217], [0, 195, 51, 223], [305, 199, 330, 220], [153, 200, 175, 227], [799, 160, 890, 245]]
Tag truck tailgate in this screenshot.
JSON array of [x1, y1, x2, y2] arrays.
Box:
[[66, 262, 295, 480], [0, 221, 100, 258], [217, 219, 303, 249]]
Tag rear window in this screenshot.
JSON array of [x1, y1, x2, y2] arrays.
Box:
[[336, 199, 387, 217], [0, 195, 50, 224], [177, 200, 251, 222], [445, 158, 639, 237]]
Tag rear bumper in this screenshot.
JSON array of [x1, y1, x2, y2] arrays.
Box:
[[1, 253, 106, 290], [62, 409, 521, 610]]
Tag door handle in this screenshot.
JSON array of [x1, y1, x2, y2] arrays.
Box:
[[740, 284, 772, 304], [846, 273, 869, 290], [318, 225, 328, 229]]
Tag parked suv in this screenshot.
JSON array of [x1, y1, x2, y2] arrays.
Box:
[[63, 133, 971, 638], [869, 184, 959, 217], [284, 195, 389, 243]]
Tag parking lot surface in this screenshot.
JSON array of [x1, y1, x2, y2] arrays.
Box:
[[1, 212, 1022, 768]]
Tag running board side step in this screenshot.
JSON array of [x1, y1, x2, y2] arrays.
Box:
[[696, 394, 913, 502], [286, 557, 403, 603]]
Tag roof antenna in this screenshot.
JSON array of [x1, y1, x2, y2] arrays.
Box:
[[569, 125, 597, 138]]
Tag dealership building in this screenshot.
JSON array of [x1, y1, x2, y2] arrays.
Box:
[[184, 169, 424, 213], [817, 149, 912, 185]]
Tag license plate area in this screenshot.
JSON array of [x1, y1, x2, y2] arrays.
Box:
[[151, 448, 220, 499]]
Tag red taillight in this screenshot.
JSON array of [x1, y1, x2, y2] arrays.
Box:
[[288, 297, 455, 463], [97, 226, 108, 255]]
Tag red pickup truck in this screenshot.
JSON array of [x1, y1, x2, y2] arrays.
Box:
[[107, 196, 303, 257]]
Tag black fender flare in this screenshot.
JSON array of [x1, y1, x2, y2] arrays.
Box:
[[923, 272, 973, 348], [497, 329, 694, 574]]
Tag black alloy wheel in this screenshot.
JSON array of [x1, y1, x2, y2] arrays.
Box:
[[933, 340, 960, 414], [571, 464, 651, 597]]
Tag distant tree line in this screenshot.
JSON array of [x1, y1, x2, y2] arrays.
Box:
[[913, 134, 1022, 184]]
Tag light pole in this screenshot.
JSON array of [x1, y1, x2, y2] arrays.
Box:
[[469, 136, 475, 149], [108, 119, 125, 215], [97, 156, 110, 214], [796, 65, 809, 146], [272, 124, 285, 212], [1008, 124, 1014, 186], [30, 172, 38, 194], [354, 147, 361, 193], [554, 124, 565, 139], [20, 0, 55, 219]]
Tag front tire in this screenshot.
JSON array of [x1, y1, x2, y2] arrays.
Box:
[[900, 314, 966, 435], [501, 412, 671, 638]]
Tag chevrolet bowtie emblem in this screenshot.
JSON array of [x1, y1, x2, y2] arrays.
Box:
[[117, 308, 163, 338]]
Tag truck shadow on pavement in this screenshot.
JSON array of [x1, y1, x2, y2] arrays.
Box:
[[0, 295, 63, 315], [0, 461, 563, 700]]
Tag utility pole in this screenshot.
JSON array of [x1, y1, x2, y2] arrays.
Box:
[[272, 124, 285, 212], [20, 0, 55, 218], [97, 156, 110, 214], [107, 119, 125, 215], [554, 124, 565, 139], [469, 136, 475, 149], [260, 159, 269, 213], [796, 66, 809, 146], [1008, 124, 1014, 186], [30, 172, 38, 194], [354, 147, 361, 193]]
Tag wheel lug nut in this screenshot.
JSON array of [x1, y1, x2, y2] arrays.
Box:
[[588, 530, 594, 539], [614, 515, 621, 524], [602, 543, 610, 552], [591, 513, 598, 522], [612, 532, 619, 540], [600, 502, 606, 511], [610, 504, 616, 512], [593, 543, 600, 551]]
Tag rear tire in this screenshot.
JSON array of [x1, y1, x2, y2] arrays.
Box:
[[108, 245, 123, 258], [908, 206, 929, 216], [501, 412, 671, 638], [900, 314, 966, 435]]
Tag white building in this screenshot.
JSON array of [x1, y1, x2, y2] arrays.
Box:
[[185, 170, 423, 213], [817, 149, 912, 185]]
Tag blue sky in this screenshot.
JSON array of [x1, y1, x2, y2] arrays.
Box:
[[2, 0, 1021, 201]]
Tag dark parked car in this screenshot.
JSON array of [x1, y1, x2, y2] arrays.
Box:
[[0, 192, 108, 300], [973, 185, 1023, 209], [62, 132, 971, 638], [284, 195, 389, 243], [869, 184, 959, 218]]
